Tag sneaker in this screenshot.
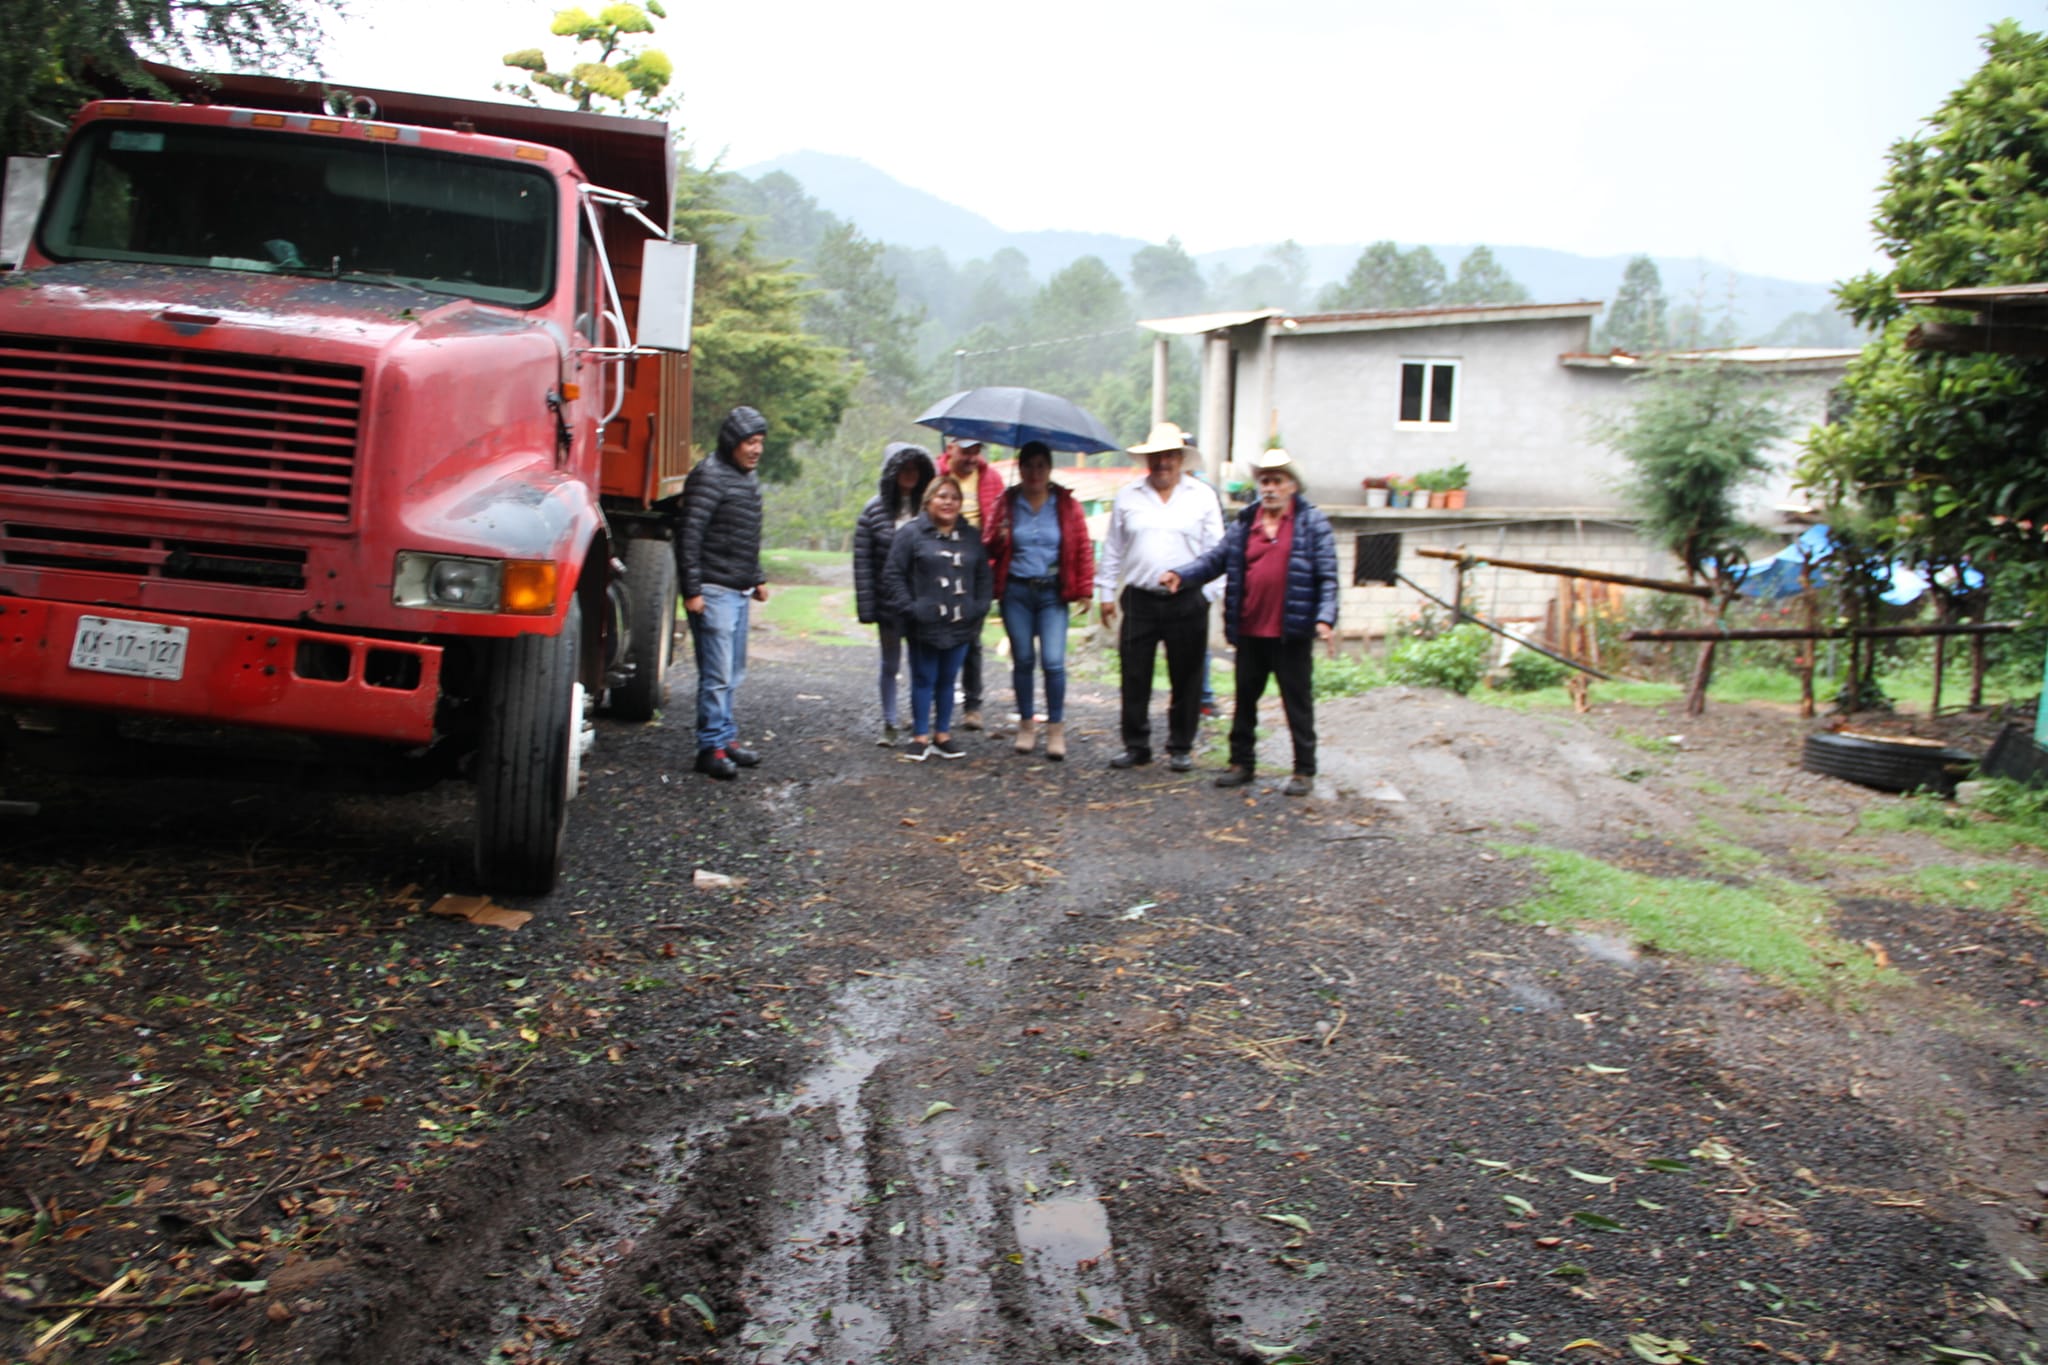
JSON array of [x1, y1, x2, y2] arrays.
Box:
[[1283, 774, 1314, 797], [879, 723, 900, 747], [1168, 752, 1194, 773], [903, 739, 933, 762], [931, 736, 966, 759], [1108, 749, 1152, 769], [1200, 701, 1218, 719], [1214, 766, 1255, 789], [960, 709, 984, 732], [726, 744, 761, 768], [694, 748, 737, 781]]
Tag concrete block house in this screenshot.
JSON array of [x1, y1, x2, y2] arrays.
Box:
[[1139, 304, 1856, 643]]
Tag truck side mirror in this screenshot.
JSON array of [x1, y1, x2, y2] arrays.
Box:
[[635, 240, 696, 353], [1, 157, 53, 270]]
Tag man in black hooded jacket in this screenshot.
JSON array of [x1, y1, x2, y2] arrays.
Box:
[[675, 407, 770, 780]]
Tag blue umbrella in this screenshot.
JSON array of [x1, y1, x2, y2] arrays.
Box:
[[914, 386, 1120, 454]]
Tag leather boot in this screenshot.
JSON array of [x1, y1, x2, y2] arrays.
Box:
[[1013, 717, 1036, 754], [1044, 721, 1066, 761]]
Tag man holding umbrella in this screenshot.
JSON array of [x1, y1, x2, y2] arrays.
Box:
[[1096, 421, 1224, 772]]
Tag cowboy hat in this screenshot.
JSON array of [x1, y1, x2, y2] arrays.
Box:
[[1128, 421, 1193, 457], [1251, 447, 1302, 484]]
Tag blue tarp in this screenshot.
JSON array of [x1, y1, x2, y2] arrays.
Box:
[[1726, 524, 1982, 605]]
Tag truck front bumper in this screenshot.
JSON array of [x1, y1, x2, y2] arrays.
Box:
[[0, 597, 442, 746]]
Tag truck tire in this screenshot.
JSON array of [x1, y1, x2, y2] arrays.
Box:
[[476, 600, 583, 895], [609, 537, 677, 722], [1800, 730, 1975, 796]]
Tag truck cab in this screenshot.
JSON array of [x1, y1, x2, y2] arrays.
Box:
[[0, 72, 696, 894]]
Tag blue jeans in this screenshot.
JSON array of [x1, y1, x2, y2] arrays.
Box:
[[1000, 580, 1070, 723], [688, 583, 750, 752], [876, 622, 905, 727], [909, 640, 970, 738]]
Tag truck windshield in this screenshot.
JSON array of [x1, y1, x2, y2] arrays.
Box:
[[39, 121, 557, 307]]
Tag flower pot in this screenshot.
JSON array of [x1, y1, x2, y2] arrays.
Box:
[[1428, 491, 1448, 509], [1444, 488, 1467, 509], [1387, 490, 1407, 508], [1365, 487, 1389, 509]]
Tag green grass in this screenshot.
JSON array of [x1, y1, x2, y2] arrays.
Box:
[[1878, 863, 2048, 926], [1858, 787, 2048, 857], [757, 584, 865, 643], [1493, 844, 1893, 993], [1477, 679, 1683, 712], [762, 548, 844, 584]]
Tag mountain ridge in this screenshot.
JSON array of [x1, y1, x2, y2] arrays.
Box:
[[735, 149, 1842, 339]]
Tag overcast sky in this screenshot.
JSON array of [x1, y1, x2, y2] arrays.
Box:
[[321, 0, 2027, 285]]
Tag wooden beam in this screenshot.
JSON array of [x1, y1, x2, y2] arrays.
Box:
[[1905, 320, 2048, 358], [1414, 546, 1714, 598], [1623, 621, 2018, 642]]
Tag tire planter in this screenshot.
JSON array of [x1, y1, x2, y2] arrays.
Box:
[[1800, 729, 1976, 796], [608, 537, 677, 723], [475, 600, 583, 895]]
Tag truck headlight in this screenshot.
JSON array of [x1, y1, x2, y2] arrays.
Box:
[[393, 553, 557, 614]]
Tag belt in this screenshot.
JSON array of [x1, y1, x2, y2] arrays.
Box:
[[1012, 574, 1058, 587]]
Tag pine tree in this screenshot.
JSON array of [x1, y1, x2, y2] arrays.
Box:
[[1599, 256, 1668, 354]]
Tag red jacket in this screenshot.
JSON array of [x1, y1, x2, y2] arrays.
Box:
[[984, 483, 1095, 603]]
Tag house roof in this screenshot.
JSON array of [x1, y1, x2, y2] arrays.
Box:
[[988, 460, 1144, 505], [1560, 346, 1858, 373], [1137, 309, 1283, 335], [1137, 300, 1604, 339]]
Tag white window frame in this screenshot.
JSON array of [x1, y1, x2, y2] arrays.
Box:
[[1396, 357, 1460, 429]]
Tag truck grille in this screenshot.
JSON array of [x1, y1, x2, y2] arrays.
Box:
[[0, 522, 308, 590], [0, 335, 362, 521]]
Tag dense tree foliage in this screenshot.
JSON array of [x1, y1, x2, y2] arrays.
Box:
[[1316, 241, 1448, 310], [1598, 255, 1669, 353], [0, 0, 331, 156], [673, 158, 852, 483], [1129, 237, 1206, 318], [1799, 20, 2048, 608], [501, 2, 673, 115], [1601, 363, 1787, 579], [1440, 245, 1531, 306]]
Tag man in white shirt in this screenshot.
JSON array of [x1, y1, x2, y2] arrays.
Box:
[[1096, 422, 1224, 771]]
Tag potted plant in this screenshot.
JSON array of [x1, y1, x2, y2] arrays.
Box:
[[1388, 475, 1416, 508], [1415, 464, 1470, 509], [1361, 475, 1391, 509]]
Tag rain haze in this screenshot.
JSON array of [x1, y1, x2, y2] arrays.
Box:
[[321, 0, 2022, 287]]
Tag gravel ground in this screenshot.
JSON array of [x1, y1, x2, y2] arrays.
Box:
[[2, 614, 2045, 1365]]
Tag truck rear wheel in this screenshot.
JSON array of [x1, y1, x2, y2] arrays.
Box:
[[609, 537, 677, 722], [475, 600, 583, 895]]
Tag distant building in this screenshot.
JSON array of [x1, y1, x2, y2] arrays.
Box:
[[1140, 304, 1856, 641]]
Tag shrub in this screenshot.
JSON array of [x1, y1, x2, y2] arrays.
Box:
[[1389, 623, 1492, 694], [1495, 648, 1571, 693], [1314, 652, 1388, 699]]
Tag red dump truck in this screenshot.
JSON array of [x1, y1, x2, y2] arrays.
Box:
[[0, 70, 697, 894]]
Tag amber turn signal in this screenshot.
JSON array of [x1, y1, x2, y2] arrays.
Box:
[[500, 560, 558, 615]]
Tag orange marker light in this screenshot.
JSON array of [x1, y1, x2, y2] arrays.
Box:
[[310, 118, 344, 134], [561, 383, 581, 401], [252, 113, 287, 128], [500, 560, 558, 615], [514, 146, 549, 162], [364, 124, 399, 142]]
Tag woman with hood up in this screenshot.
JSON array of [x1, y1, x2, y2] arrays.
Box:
[[851, 441, 936, 745]]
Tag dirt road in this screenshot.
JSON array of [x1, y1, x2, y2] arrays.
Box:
[[2, 624, 2044, 1364]]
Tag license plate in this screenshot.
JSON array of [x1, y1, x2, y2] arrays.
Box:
[[69, 615, 190, 681]]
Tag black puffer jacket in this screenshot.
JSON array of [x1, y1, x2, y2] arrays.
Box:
[[881, 514, 991, 650], [676, 407, 766, 598], [852, 442, 936, 625]]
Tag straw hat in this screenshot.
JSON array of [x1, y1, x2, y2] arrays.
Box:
[[1251, 447, 1302, 484], [1128, 421, 1193, 457]]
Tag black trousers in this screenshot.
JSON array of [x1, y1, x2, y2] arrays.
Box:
[[1230, 634, 1317, 775], [1118, 586, 1208, 755], [960, 635, 983, 710]]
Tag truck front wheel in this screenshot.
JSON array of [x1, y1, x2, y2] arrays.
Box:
[[609, 536, 677, 722], [475, 600, 584, 895]]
